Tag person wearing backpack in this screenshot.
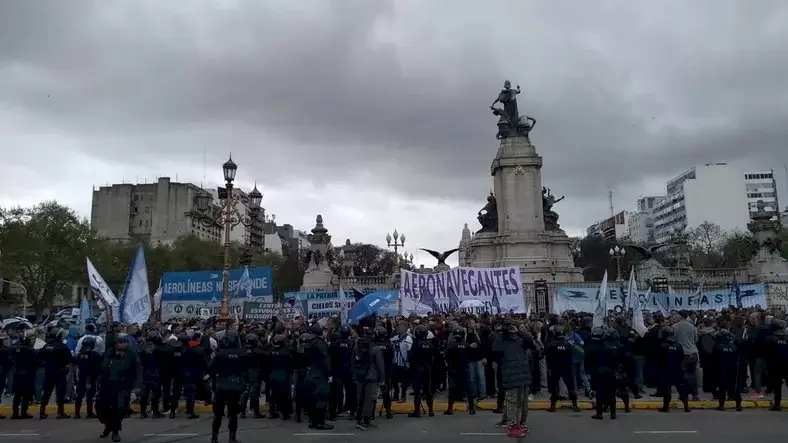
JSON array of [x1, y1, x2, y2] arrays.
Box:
[[352, 329, 385, 431]]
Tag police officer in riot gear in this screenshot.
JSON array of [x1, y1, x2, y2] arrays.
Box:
[[657, 326, 690, 413], [139, 330, 166, 418], [444, 326, 475, 415], [585, 326, 617, 420], [328, 326, 354, 420], [765, 318, 788, 410], [545, 325, 580, 413], [712, 329, 743, 411], [305, 323, 333, 430], [408, 325, 436, 418], [10, 333, 37, 420], [39, 328, 72, 419], [74, 335, 102, 419], [372, 326, 394, 419], [240, 333, 265, 419], [266, 334, 293, 420], [210, 330, 248, 443], [293, 332, 310, 423]]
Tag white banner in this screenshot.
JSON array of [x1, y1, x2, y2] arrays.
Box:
[[399, 266, 525, 315], [161, 299, 246, 320], [86, 257, 120, 308]]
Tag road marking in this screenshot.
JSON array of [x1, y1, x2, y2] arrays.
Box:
[[144, 434, 199, 437], [0, 434, 40, 437], [460, 433, 507, 436], [633, 431, 698, 434], [293, 433, 355, 436]]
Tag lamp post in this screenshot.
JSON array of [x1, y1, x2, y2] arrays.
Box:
[[609, 245, 626, 281], [386, 230, 405, 315], [193, 156, 262, 321]]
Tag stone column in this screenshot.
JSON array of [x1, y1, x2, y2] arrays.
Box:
[[491, 135, 544, 234]]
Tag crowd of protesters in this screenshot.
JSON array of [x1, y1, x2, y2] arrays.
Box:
[[0, 305, 787, 440]]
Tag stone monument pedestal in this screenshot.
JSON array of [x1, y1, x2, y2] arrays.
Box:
[[469, 134, 582, 283]]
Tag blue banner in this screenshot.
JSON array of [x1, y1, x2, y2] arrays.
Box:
[[553, 283, 768, 313], [284, 290, 399, 319], [162, 267, 273, 302]]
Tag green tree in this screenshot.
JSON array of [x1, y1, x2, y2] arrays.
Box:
[[720, 232, 757, 267], [688, 221, 726, 267], [0, 202, 92, 316], [780, 229, 788, 261], [328, 243, 413, 277]]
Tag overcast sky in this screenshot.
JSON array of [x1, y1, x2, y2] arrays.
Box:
[[2, 0, 787, 267]]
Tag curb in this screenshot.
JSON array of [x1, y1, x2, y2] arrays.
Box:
[[2, 399, 786, 415]]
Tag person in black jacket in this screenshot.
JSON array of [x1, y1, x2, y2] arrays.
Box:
[[764, 319, 788, 410], [39, 328, 72, 419], [711, 329, 743, 411], [96, 333, 139, 442], [353, 328, 385, 430], [10, 333, 37, 420], [74, 336, 102, 419], [209, 330, 248, 443]]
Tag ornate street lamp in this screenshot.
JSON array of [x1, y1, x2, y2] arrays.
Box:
[[609, 245, 626, 281], [385, 229, 405, 255], [194, 155, 262, 321]]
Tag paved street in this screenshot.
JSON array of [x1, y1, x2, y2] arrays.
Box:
[[0, 410, 786, 442]]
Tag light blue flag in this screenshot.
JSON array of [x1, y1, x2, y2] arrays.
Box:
[[78, 296, 92, 333], [234, 267, 253, 299], [121, 246, 151, 325]]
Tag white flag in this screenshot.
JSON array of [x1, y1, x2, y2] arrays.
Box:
[[593, 270, 608, 328], [632, 288, 649, 337], [152, 278, 163, 311], [338, 283, 348, 325], [626, 266, 637, 315], [86, 257, 119, 308]]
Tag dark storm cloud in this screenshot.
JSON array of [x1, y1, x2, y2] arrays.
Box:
[[2, 0, 788, 218]]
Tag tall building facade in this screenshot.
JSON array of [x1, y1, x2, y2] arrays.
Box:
[[745, 170, 779, 220], [652, 163, 763, 244], [586, 211, 630, 241], [627, 196, 666, 245], [90, 177, 265, 250]]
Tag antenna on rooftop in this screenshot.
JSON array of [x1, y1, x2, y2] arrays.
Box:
[[608, 189, 615, 217]]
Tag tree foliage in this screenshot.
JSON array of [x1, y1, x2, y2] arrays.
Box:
[[327, 243, 414, 277], [0, 202, 92, 316], [0, 201, 306, 313]]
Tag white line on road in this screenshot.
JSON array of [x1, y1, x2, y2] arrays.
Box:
[[293, 433, 356, 436], [144, 434, 199, 437], [460, 433, 507, 436], [633, 431, 698, 434], [0, 434, 39, 437]]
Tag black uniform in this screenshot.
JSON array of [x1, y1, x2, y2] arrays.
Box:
[[39, 329, 72, 419], [240, 333, 265, 418], [444, 328, 475, 415], [10, 336, 37, 419], [74, 336, 102, 418], [170, 334, 205, 418], [657, 326, 690, 413], [711, 329, 743, 411], [372, 327, 395, 418], [328, 328, 355, 420], [209, 330, 248, 443], [139, 332, 167, 418], [304, 325, 333, 430], [764, 319, 788, 410], [545, 326, 579, 412], [408, 326, 436, 417], [266, 334, 293, 419], [585, 327, 619, 419]]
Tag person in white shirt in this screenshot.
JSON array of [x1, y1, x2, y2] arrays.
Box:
[[74, 324, 105, 355]]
